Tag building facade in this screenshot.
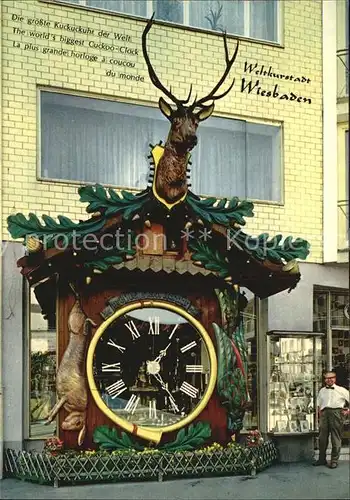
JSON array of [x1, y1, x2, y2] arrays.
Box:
[[0, 0, 348, 476]]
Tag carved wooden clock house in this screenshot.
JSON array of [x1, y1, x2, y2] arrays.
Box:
[[8, 16, 310, 451]]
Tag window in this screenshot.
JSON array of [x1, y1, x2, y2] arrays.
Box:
[[313, 290, 349, 366], [338, 129, 349, 249], [29, 282, 57, 438], [40, 91, 282, 202], [268, 333, 322, 434], [337, 0, 349, 98], [346, 0, 349, 96], [58, 0, 279, 43], [346, 130, 349, 224]]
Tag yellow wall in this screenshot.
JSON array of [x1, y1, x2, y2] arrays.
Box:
[[1, 0, 323, 261]]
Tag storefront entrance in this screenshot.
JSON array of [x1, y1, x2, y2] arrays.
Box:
[[313, 288, 349, 444]]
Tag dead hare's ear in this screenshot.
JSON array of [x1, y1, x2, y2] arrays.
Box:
[[78, 424, 86, 446], [196, 103, 215, 122], [158, 97, 173, 119]]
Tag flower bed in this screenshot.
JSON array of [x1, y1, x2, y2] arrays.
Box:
[[4, 441, 277, 487]]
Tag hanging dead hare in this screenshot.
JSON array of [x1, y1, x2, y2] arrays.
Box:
[[45, 289, 96, 446]]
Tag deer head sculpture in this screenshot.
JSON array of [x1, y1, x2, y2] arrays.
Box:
[[142, 14, 239, 205]]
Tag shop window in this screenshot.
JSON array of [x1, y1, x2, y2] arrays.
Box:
[[40, 91, 282, 202], [29, 281, 57, 438], [241, 289, 258, 431], [267, 333, 323, 433], [330, 291, 349, 329], [58, 0, 279, 43]]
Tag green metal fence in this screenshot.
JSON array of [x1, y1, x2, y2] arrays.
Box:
[[4, 441, 277, 487]]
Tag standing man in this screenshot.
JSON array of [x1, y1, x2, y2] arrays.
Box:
[[314, 371, 349, 468]]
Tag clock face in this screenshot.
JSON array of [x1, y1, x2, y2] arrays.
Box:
[[87, 300, 217, 441]]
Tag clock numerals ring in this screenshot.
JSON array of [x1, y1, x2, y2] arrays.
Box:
[[86, 300, 217, 442]]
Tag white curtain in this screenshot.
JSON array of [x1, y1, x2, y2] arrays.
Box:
[[86, 0, 147, 16], [41, 92, 281, 201], [189, 0, 244, 35], [155, 0, 184, 23], [41, 93, 168, 189], [246, 122, 281, 202], [60, 0, 277, 42], [191, 117, 246, 198], [249, 0, 277, 42]]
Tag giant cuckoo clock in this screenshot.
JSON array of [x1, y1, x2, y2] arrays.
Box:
[[8, 15, 310, 449]]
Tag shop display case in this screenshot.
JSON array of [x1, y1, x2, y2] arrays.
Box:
[[267, 331, 324, 435]]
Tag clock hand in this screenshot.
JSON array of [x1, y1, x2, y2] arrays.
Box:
[[153, 373, 180, 413], [154, 342, 172, 363], [153, 324, 180, 363], [166, 392, 180, 414], [153, 372, 168, 390]]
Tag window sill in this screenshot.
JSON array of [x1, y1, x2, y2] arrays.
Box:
[[40, 0, 284, 49], [36, 176, 284, 208], [36, 174, 143, 195]]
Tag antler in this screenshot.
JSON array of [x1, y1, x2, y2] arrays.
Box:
[[142, 14, 193, 107], [189, 33, 239, 110]]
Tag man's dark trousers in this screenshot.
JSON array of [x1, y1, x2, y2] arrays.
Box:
[[319, 408, 343, 462]]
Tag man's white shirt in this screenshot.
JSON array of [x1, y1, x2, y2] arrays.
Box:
[[317, 384, 349, 411]]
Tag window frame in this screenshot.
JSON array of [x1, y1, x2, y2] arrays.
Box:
[[42, 0, 284, 47], [37, 87, 284, 205], [25, 278, 58, 441], [337, 124, 349, 250], [240, 293, 259, 432], [313, 287, 350, 378], [24, 279, 31, 440]]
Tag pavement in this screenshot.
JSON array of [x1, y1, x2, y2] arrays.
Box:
[[1, 462, 349, 499]]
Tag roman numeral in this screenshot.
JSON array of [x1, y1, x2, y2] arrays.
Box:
[[124, 394, 140, 414], [125, 320, 140, 340], [148, 316, 160, 335], [149, 400, 157, 419], [106, 380, 127, 399], [186, 365, 203, 373], [102, 362, 121, 373], [180, 341, 197, 353], [107, 339, 126, 353], [169, 324, 179, 340], [180, 381, 198, 398]]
